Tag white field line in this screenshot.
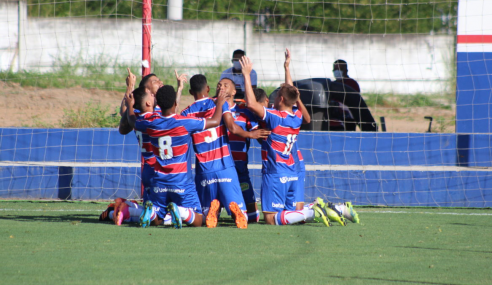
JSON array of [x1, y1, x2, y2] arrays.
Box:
[[1, 161, 491, 172], [1, 208, 491, 216], [358, 210, 492, 216]]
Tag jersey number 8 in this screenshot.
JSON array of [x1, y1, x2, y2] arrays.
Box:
[[158, 136, 173, 159]]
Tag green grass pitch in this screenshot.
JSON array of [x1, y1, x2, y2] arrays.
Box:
[[1, 201, 491, 284]]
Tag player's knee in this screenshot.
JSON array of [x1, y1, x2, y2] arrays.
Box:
[[191, 214, 203, 227], [263, 212, 276, 225]]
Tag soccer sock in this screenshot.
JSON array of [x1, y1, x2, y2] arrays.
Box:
[[178, 206, 195, 225], [334, 204, 345, 216], [275, 210, 305, 225], [163, 214, 172, 226], [128, 207, 142, 218], [124, 200, 138, 208], [109, 211, 114, 220], [302, 207, 315, 222], [247, 211, 260, 223]]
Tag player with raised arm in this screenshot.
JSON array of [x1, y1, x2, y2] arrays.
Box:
[[240, 54, 335, 226], [218, 79, 271, 223], [180, 75, 255, 228], [284, 50, 359, 225], [126, 85, 228, 228]]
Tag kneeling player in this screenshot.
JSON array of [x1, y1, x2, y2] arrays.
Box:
[[240, 54, 338, 226], [181, 75, 255, 229], [126, 85, 228, 228]]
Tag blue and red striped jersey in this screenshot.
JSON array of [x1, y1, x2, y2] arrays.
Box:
[[228, 104, 258, 175], [260, 106, 303, 174], [292, 143, 306, 173], [133, 106, 162, 166], [181, 98, 235, 174], [134, 113, 206, 185]]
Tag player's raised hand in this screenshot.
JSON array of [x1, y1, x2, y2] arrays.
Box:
[[216, 89, 227, 106], [125, 91, 135, 109], [284, 48, 291, 67], [126, 68, 137, 87], [239, 56, 253, 75], [175, 70, 188, 91], [249, 129, 271, 140]]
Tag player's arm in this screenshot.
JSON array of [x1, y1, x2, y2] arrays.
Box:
[[284, 49, 310, 125], [223, 112, 270, 139], [125, 91, 137, 129], [240, 56, 265, 119], [204, 90, 227, 129], [174, 70, 187, 114], [119, 68, 137, 134]]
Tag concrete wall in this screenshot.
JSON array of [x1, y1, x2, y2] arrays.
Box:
[[0, 0, 455, 94]]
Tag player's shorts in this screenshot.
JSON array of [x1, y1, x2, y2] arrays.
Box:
[[196, 167, 246, 215], [293, 171, 305, 205], [261, 173, 299, 213], [141, 163, 154, 202], [147, 181, 202, 219], [238, 173, 256, 205]]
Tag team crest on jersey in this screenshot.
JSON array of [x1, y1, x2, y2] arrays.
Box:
[[240, 182, 249, 191], [279, 176, 298, 184]]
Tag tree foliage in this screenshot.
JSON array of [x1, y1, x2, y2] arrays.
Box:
[[27, 0, 457, 34]]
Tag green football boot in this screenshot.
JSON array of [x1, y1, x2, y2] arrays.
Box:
[[312, 201, 331, 227], [344, 202, 360, 223], [315, 197, 346, 226]]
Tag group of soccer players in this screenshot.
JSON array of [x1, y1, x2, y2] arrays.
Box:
[[98, 49, 360, 229]]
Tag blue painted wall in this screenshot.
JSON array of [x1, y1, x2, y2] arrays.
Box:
[[1, 128, 491, 207], [456, 52, 492, 133]]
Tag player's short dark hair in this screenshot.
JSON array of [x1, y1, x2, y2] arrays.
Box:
[[253, 88, 267, 103], [156, 85, 176, 111], [220, 77, 236, 87], [132, 87, 149, 111], [232, 49, 245, 58], [278, 84, 299, 107], [139, 73, 157, 88], [190, 74, 208, 93]]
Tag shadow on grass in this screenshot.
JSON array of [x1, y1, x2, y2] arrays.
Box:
[[0, 213, 102, 225], [395, 246, 492, 254], [327, 275, 458, 285]]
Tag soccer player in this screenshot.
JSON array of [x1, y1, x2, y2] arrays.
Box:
[[117, 69, 186, 208], [126, 85, 228, 228], [218, 81, 271, 223], [180, 74, 256, 228], [240, 54, 336, 226]]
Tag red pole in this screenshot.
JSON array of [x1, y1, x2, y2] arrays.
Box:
[[142, 0, 152, 77], [141, 0, 152, 198]]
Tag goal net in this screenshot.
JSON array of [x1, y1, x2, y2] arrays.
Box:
[[1, 0, 491, 207]]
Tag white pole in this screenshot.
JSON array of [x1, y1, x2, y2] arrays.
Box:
[[167, 0, 183, 21]]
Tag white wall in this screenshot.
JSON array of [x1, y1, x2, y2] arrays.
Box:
[[1, 0, 455, 94]]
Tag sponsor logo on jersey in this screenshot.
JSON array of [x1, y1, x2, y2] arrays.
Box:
[[153, 187, 185, 194], [279, 176, 299, 184], [272, 202, 285, 209], [200, 178, 233, 187], [240, 182, 250, 191]]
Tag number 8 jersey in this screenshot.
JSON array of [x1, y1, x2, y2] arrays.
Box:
[[260, 106, 303, 174], [135, 113, 206, 185]]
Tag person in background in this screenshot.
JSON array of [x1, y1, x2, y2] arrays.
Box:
[[220, 49, 257, 98]]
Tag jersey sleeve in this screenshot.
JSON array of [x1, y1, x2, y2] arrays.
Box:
[[183, 117, 206, 133], [134, 118, 150, 133], [222, 101, 231, 114], [262, 107, 282, 129]]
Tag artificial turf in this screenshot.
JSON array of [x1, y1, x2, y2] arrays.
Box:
[[1, 201, 491, 284]]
